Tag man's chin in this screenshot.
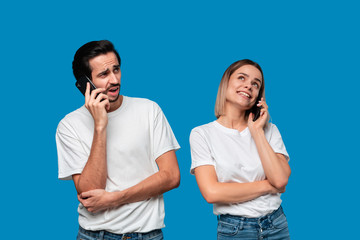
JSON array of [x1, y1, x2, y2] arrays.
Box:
[[109, 94, 120, 103]]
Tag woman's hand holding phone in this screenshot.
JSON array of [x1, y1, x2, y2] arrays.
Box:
[[84, 82, 111, 131], [248, 98, 268, 134]]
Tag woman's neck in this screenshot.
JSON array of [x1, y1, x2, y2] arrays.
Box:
[[217, 108, 248, 131]]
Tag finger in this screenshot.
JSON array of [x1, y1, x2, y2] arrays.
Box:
[[85, 83, 90, 105], [95, 95, 111, 111], [260, 108, 267, 117], [259, 98, 268, 110], [99, 98, 111, 111], [94, 93, 109, 103], [90, 88, 106, 100], [88, 208, 96, 213], [80, 191, 92, 199], [88, 89, 106, 108], [248, 112, 254, 122]]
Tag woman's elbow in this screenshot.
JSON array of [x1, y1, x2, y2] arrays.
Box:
[[272, 169, 291, 190], [202, 188, 220, 204], [271, 177, 289, 190]]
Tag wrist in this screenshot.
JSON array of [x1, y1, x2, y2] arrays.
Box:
[[250, 127, 264, 137], [94, 125, 107, 133], [261, 180, 269, 194], [110, 191, 126, 207], [263, 180, 277, 194]]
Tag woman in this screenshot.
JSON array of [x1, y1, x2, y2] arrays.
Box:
[[190, 59, 291, 239]]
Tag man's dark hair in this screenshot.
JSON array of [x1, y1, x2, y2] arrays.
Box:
[[72, 40, 121, 81]]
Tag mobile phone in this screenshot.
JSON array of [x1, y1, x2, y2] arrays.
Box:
[[75, 75, 96, 96], [252, 105, 262, 121], [251, 97, 263, 121]]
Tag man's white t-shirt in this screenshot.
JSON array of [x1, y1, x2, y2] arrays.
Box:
[[56, 96, 180, 234], [190, 121, 289, 218]]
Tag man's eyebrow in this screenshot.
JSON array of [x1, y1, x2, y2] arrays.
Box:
[[113, 64, 120, 69], [238, 72, 262, 83], [97, 68, 110, 77]]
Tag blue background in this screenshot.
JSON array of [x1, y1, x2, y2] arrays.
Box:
[[1, 1, 359, 239]]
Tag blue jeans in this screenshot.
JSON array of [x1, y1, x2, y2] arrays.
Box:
[[217, 206, 290, 240], [77, 226, 163, 240]]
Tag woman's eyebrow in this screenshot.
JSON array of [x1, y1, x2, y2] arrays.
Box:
[[238, 72, 249, 77], [254, 78, 262, 84], [238, 72, 262, 83]]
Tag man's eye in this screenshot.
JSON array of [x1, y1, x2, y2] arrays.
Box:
[[114, 68, 120, 73]]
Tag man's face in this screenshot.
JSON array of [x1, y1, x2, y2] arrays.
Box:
[[89, 52, 121, 102]]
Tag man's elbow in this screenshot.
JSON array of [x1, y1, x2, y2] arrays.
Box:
[[162, 169, 180, 190], [76, 179, 106, 195], [169, 170, 180, 189]]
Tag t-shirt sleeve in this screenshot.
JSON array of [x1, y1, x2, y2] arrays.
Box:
[[152, 103, 180, 161], [56, 121, 88, 180], [268, 124, 290, 161], [189, 128, 215, 175]]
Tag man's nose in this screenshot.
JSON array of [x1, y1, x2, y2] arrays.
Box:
[[108, 73, 118, 84]]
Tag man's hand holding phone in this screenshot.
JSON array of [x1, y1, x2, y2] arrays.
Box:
[[84, 82, 110, 131]]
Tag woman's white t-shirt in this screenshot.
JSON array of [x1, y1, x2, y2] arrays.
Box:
[[190, 121, 289, 218]]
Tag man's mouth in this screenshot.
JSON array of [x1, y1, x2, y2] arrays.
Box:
[[106, 84, 120, 94], [108, 87, 119, 92]]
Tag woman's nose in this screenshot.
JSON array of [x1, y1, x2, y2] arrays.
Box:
[[244, 82, 252, 90]]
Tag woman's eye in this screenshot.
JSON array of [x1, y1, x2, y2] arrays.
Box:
[[252, 82, 259, 88], [238, 76, 245, 80]]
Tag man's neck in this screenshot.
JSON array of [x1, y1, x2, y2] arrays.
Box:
[[107, 95, 123, 113]]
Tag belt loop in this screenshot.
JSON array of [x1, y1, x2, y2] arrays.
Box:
[[99, 230, 104, 240], [239, 218, 244, 230]]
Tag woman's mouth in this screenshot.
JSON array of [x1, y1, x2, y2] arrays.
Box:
[[237, 91, 251, 98]]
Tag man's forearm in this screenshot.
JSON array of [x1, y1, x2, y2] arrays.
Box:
[[111, 168, 179, 206], [78, 150, 180, 213], [74, 128, 108, 194]]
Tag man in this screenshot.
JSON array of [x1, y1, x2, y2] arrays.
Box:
[[56, 40, 180, 239]]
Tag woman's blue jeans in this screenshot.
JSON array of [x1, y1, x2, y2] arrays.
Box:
[[217, 206, 290, 240]]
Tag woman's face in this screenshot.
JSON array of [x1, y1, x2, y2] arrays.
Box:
[[225, 64, 263, 111]]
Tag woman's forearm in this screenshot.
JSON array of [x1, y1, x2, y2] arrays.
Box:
[[194, 165, 280, 204], [251, 129, 291, 189]]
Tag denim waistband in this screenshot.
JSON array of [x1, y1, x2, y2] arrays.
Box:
[[218, 206, 284, 223], [79, 226, 162, 239]]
